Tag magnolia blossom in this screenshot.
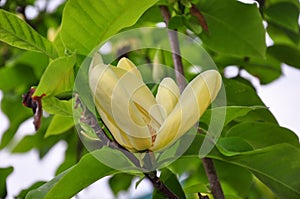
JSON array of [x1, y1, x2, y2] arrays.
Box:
[[89, 53, 222, 152]]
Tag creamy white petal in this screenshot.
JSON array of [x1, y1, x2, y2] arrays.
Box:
[[89, 56, 153, 143], [96, 102, 152, 151], [117, 57, 143, 79], [156, 77, 180, 116], [111, 70, 165, 138], [151, 70, 222, 151]]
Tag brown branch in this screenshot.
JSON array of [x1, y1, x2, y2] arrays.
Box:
[[190, 4, 209, 33], [160, 5, 187, 92], [202, 158, 225, 199], [160, 6, 225, 199], [75, 94, 178, 199], [144, 171, 179, 199]]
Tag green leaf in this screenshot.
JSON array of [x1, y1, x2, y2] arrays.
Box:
[[198, 0, 266, 57], [109, 173, 133, 196], [183, 15, 202, 34], [16, 181, 46, 199], [26, 150, 117, 199], [6, 51, 49, 79], [0, 64, 37, 93], [265, 2, 299, 34], [55, 134, 78, 175], [152, 169, 186, 199], [33, 53, 76, 97], [267, 24, 299, 46], [45, 115, 74, 137], [216, 137, 253, 156], [222, 78, 277, 123], [184, 135, 300, 198], [242, 54, 282, 84], [168, 15, 185, 30], [226, 122, 300, 149], [201, 106, 265, 126], [248, 176, 277, 199], [42, 97, 73, 116], [60, 0, 158, 55], [0, 93, 32, 149], [0, 167, 13, 199], [223, 78, 263, 106], [268, 44, 300, 69], [214, 160, 253, 198], [0, 9, 57, 58], [219, 144, 300, 199], [11, 117, 65, 158]]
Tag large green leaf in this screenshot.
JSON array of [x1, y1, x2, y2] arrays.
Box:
[[200, 106, 265, 127], [60, 0, 158, 55], [265, 2, 299, 34], [0, 9, 57, 58], [184, 135, 300, 199], [33, 53, 76, 97], [222, 78, 277, 123], [268, 44, 300, 69], [26, 150, 117, 199], [241, 54, 282, 85], [197, 0, 266, 57], [216, 137, 254, 156], [225, 122, 300, 149], [218, 144, 300, 199]]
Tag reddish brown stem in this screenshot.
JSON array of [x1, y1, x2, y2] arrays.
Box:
[[160, 5, 187, 92], [202, 158, 225, 199], [190, 4, 209, 33]]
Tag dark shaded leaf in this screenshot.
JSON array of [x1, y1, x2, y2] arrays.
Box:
[[198, 0, 266, 57], [268, 44, 300, 69], [109, 173, 133, 196]]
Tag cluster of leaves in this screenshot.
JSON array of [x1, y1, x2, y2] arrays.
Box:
[[0, 0, 299, 198]]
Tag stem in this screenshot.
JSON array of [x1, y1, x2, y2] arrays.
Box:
[[75, 95, 178, 198], [160, 6, 187, 92], [202, 158, 225, 199], [160, 6, 225, 199], [190, 4, 209, 33]]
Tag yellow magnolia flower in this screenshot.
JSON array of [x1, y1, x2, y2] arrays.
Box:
[[89, 53, 222, 152]]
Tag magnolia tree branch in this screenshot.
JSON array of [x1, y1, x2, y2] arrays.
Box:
[[75, 95, 179, 199], [160, 5, 225, 199], [160, 5, 187, 92]]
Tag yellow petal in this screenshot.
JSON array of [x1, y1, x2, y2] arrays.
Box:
[[89, 55, 153, 145], [150, 70, 222, 151], [111, 70, 165, 138], [117, 57, 143, 79], [96, 103, 153, 151], [156, 77, 180, 116]]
